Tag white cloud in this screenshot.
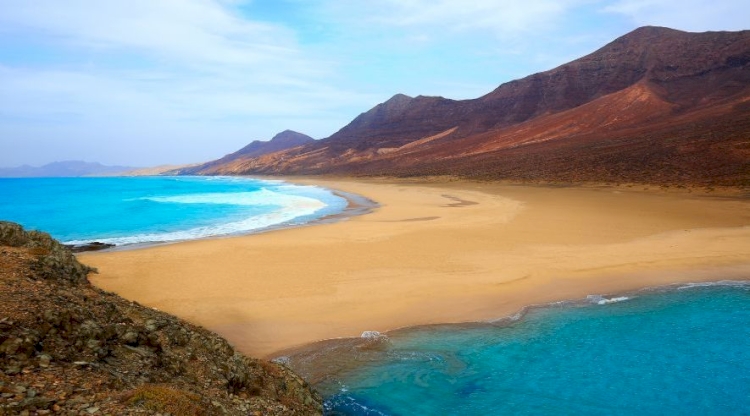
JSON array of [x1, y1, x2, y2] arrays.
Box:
[[603, 0, 750, 32], [316, 0, 590, 36], [0, 0, 296, 66], [0, 0, 381, 167]]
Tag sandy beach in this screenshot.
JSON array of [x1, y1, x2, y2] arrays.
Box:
[[79, 178, 750, 358]]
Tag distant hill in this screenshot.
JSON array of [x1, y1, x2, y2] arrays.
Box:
[[177, 130, 314, 175], [119, 164, 202, 176], [188, 26, 750, 187], [0, 161, 138, 177]]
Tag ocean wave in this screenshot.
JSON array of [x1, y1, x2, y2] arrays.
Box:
[[676, 280, 750, 290], [140, 188, 324, 208], [361, 330, 388, 340], [586, 294, 632, 305], [65, 188, 328, 245], [324, 393, 390, 416]]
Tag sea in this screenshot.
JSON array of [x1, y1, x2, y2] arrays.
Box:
[[0, 176, 350, 246], [286, 282, 750, 416], [2, 177, 748, 415]]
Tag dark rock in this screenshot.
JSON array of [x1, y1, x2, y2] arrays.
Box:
[[65, 242, 116, 253]]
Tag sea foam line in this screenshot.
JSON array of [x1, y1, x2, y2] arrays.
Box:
[[586, 294, 632, 305], [65, 188, 327, 245], [676, 280, 750, 290]]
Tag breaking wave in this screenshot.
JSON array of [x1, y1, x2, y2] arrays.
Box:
[[65, 187, 329, 245]]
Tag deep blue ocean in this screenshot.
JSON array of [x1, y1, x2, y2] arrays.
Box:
[[317, 283, 750, 415], [0, 176, 348, 246]]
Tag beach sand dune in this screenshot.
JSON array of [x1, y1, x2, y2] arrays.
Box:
[[80, 179, 750, 357]]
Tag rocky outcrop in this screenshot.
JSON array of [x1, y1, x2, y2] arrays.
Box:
[[188, 26, 750, 187], [0, 222, 94, 284], [0, 222, 322, 415]]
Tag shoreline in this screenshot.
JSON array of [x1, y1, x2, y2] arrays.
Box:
[[70, 180, 377, 253], [269, 261, 750, 361], [80, 177, 750, 358], [271, 277, 750, 387]]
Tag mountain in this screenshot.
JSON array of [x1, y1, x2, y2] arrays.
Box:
[[190, 27, 750, 186], [0, 161, 138, 177], [178, 130, 314, 175], [0, 221, 322, 414], [118, 163, 202, 176]]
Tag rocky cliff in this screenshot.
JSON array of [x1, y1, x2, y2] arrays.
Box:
[[190, 26, 750, 187], [0, 222, 322, 415]]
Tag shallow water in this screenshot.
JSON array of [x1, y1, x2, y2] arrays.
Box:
[[0, 176, 347, 245], [294, 283, 750, 415]]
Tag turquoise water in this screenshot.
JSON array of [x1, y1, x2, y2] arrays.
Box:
[[0, 176, 348, 245], [317, 283, 750, 415]]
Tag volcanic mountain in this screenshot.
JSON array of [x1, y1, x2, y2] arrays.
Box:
[[177, 130, 313, 175], [189, 26, 750, 187]]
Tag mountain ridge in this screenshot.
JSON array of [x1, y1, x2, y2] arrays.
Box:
[[176, 130, 313, 175], [185, 26, 750, 186], [0, 161, 138, 178]]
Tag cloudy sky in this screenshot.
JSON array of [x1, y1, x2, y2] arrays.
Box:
[[1, 0, 748, 168]]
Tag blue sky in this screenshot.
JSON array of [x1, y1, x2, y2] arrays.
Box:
[[1, 0, 748, 168]]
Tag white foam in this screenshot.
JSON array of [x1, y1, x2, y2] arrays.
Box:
[[361, 331, 388, 340], [142, 188, 323, 207], [271, 356, 291, 366], [65, 188, 327, 245], [587, 294, 632, 305], [677, 280, 750, 290]]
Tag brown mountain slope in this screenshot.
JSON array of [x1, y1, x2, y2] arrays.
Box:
[[364, 85, 750, 185], [191, 26, 750, 186], [179, 130, 313, 175]]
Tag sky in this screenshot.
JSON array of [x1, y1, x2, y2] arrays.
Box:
[[1, 0, 748, 168]]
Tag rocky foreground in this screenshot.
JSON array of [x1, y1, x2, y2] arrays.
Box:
[[0, 222, 322, 415]]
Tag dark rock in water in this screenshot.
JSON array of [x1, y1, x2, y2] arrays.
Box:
[[66, 242, 116, 253], [0, 221, 323, 415]]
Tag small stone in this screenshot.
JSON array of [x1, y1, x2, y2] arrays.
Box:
[[85, 406, 99, 414], [39, 354, 52, 368], [145, 320, 158, 332], [86, 339, 101, 350], [120, 331, 138, 344]]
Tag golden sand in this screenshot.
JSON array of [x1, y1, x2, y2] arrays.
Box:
[[80, 179, 750, 358]]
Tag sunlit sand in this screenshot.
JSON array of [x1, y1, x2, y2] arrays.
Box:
[[80, 178, 750, 357]]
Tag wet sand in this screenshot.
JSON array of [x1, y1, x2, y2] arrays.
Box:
[[80, 178, 750, 358]]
